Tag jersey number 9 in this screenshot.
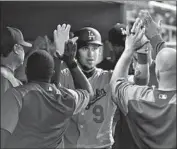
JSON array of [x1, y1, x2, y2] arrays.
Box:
[[93, 105, 104, 123]]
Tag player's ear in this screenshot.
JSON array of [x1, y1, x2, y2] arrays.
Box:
[[99, 46, 103, 56], [13, 44, 18, 54]]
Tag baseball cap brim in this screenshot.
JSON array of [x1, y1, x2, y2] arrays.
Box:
[[20, 41, 32, 47], [87, 40, 103, 46], [7, 26, 32, 48]]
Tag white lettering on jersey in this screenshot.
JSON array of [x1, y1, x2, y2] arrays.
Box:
[[86, 88, 107, 110]]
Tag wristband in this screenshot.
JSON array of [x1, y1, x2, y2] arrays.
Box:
[[134, 77, 148, 86], [67, 60, 78, 69], [137, 52, 148, 64]]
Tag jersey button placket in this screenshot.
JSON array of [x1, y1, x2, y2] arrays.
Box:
[[78, 112, 84, 129]]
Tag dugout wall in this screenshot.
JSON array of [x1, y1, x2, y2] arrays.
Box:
[[0, 1, 126, 42]]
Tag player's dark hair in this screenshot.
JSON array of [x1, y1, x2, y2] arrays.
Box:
[[0, 28, 16, 57], [26, 50, 54, 82]]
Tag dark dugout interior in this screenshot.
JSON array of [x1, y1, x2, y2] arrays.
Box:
[[0, 1, 126, 42]]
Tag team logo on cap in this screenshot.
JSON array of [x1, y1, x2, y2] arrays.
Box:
[[120, 28, 126, 35], [88, 31, 95, 40]]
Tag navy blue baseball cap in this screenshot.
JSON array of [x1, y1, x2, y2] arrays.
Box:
[[74, 27, 103, 49], [109, 23, 126, 47]]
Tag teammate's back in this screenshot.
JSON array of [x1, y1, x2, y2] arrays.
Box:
[[4, 82, 76, 148], [111, 48, 176, 149], [1, 47, 93, 148], [125, 86, 176, 149]]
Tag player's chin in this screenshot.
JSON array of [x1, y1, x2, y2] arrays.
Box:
[[86, 61, 96, 68]]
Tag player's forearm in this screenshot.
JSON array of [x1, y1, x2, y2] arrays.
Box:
[[68, 62, 94, 98], [134, 42, 150, 85], [110, 50, 133, 85], [134, 52, 149, 85], [149, 34, 165, 60]]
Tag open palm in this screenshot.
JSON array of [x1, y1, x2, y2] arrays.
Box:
[[54, 24, 71, 56]]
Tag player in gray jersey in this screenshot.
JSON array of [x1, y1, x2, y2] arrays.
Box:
[[54, 21, 150, 148]]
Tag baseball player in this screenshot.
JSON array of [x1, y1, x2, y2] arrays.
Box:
[[97, 23, 127, 71], [56, 26, 116, 149], [1, 30, 94, 148], [54, 21, 151, 148], [111, 11, 166, 149], [110, 15, 176, 149], [1, 27, 32, 97]]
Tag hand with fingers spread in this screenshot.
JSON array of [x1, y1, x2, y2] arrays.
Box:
[[62, 37, 78, 66], [53, 24, 71, 57], [125, 20, 145, 53], [138, 10, 162, 39], [130, 18, 150, 50]]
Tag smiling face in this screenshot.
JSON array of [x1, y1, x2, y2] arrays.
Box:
[[77, 44, 101, 69]]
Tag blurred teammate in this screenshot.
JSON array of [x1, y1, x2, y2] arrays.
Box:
[[110, 15, 176, 149], [97, 23, 127, 71], [97, 22, 150, 149], [114, 10, 167, 148], [0, 27, 32, 97], [138, 10, 164, 88], [1, 29, 94, 148], [14, 35, 55, 83], [98, 23, 135, 149]]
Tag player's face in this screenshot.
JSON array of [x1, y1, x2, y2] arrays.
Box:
[[78, 44, 100, 69]]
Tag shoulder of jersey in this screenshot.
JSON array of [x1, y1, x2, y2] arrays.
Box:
[[14, 83, 39, 97]]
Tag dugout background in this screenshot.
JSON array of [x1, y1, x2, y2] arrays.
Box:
[[0, 1, 126, 42]]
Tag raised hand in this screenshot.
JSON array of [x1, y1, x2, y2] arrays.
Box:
[[53, 24, 71, 57], [62, 37, 78, 65], [138, 10, 162, 39], [130, 18, 150, 51], [125, 18, 145, 52]]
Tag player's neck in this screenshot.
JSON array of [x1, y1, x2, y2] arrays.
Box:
[[79, 63, 96, 78]]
